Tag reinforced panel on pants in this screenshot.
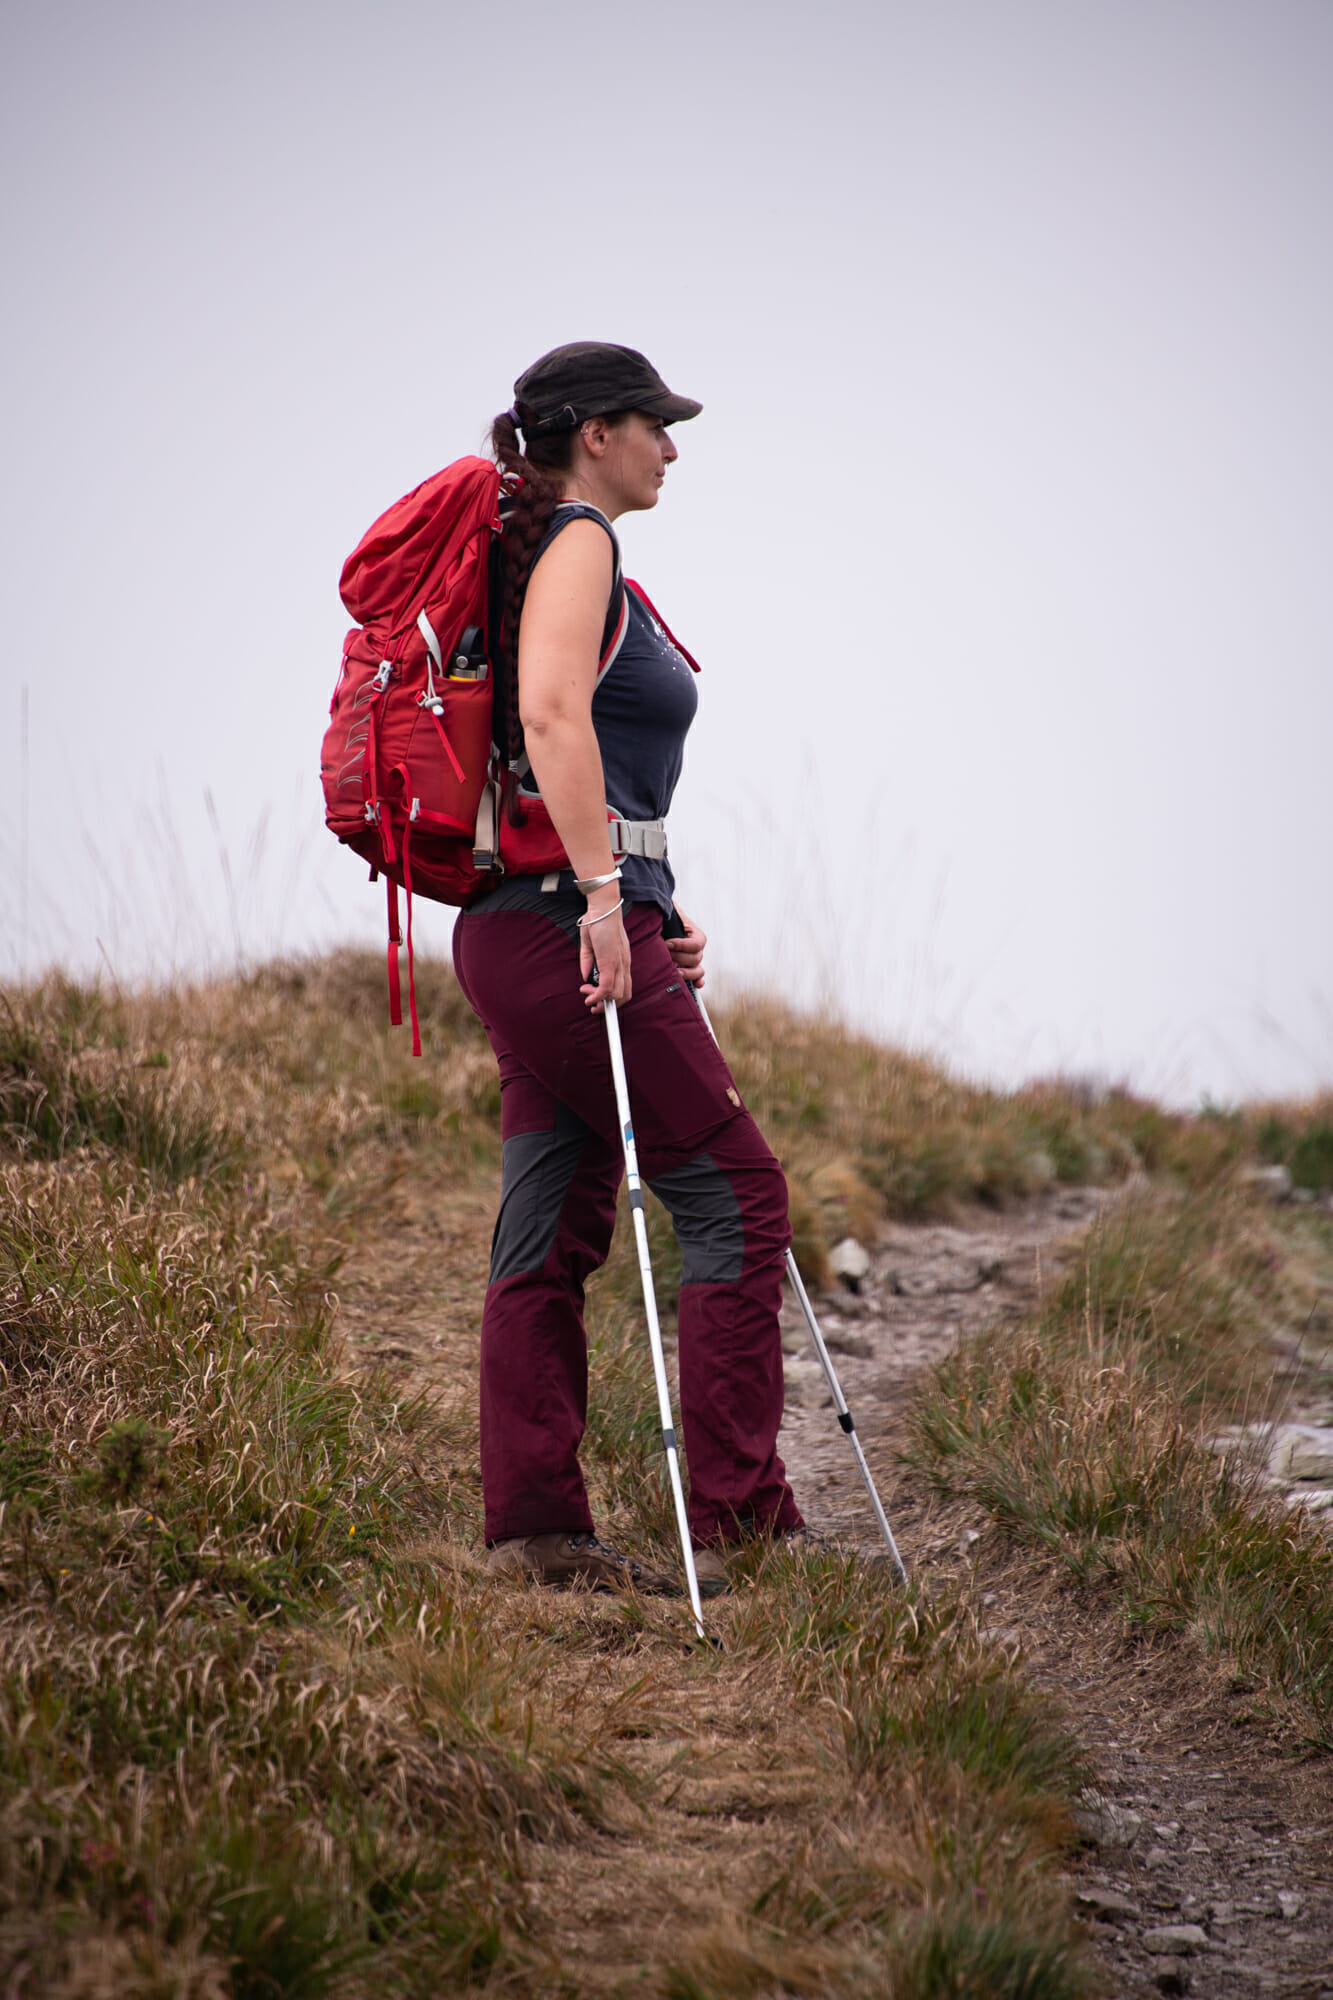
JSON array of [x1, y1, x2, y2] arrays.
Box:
[[490, 1106, 594, 1281], [645, 1149, 744, 1284]]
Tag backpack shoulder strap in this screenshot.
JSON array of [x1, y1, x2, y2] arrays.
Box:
[[623, 578, 702, 674]]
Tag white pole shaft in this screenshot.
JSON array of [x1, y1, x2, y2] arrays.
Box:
[[781, 1246, 908, 1584], [603, 998, 707, 1639], [690, 988, 908, 1584]]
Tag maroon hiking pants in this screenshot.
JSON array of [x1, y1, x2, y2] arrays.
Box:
[[452, 891, 802, 1549]]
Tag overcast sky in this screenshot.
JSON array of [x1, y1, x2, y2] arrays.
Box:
[[2, 0, 1330, 1105]]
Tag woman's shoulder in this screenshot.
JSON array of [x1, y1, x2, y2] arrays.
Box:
[[536, 501, 621, 566], [527, 507, 623, 609], [553, 500, 617, 533]]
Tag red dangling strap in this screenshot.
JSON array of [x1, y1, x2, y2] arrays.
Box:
[[386, 876, 402, 1027], [424, 706, 465, 784], [400, 818, 422, 1058]]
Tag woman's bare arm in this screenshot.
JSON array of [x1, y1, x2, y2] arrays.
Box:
[[519, 519, 632, 1005]]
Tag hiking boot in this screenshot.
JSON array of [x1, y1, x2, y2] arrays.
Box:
[[690, 1546, 732, 1599], [486, 1530, 678, 1596]]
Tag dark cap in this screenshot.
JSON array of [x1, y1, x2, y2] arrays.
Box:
[[513, 341, 702, 437]]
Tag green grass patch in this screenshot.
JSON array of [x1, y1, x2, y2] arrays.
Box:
[[1256, 1107, 1333, 1191]]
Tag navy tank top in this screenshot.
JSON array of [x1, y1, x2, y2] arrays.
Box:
[[511, 502, 698, 916]]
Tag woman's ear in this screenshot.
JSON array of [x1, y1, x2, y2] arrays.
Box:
[[579, 415, 610, 457]]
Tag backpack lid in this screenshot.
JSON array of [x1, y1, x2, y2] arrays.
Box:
[[340, 456, 502, 630]]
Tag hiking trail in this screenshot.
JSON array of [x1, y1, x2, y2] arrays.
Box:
[[341, 1180, 1333, 1998]]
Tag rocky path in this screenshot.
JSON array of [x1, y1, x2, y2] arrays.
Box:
[[776, 1191, 1333, 1999], [776, 1184, 1108, 1542]]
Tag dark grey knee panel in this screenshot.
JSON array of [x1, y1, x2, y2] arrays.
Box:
[[646, 1150, 744, 1285], [490, 1101, 591, 1282]]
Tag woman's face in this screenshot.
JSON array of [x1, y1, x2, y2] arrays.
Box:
[[588, 410, 678, 514]]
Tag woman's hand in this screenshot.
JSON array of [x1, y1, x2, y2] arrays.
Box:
[[666, 904, 707, 986], [580, 883, 632, 1011]]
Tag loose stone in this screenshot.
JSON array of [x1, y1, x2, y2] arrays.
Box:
[[1240, 1163, 1293, 1202], [1268, 1424, 1333, 1481], [822, 1326, 875, 1359], [1075, 1791, 1142, 1848], [1141, 1924, 1211, 1955], [829, 1236, 870, 1291], [1074, 1886, 1139, 1922]]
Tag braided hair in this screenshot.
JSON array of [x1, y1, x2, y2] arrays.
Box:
[[489, 411, 572, 770], [488, 406, 628, 771]]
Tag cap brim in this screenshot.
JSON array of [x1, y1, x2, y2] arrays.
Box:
[[641, 391, 703, 425]]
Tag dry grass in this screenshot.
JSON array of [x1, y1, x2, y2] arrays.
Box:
[[2, 954, 1327, 1994], [709, 996, 1248, 1287], [909, 1184, 1333, 1746]]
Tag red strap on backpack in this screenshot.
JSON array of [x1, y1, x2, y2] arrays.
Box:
[[386, 878, 403, 1027], [423, 705, 465, 784], [400, 815, 422, 1058], [624, 579, 702, 674]]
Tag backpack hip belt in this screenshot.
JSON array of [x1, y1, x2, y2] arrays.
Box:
[[609, 817, 667, 860]]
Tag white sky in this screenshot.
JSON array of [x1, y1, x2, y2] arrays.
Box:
[[2, 0, 1330, 1105]]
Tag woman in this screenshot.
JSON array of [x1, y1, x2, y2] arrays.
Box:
[[451, 341, 804, 1597]]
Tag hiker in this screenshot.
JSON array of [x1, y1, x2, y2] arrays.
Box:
[[450, 342, 805, 1598]]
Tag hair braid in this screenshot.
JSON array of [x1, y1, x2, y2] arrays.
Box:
[[489, 411, 572, 770]]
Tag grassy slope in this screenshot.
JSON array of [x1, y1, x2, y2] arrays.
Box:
[[1, 955, 1330, 1997]]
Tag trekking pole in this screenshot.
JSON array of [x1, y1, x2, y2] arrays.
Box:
[[602, 998, 709, 1641], [687, 986, 908, 1584]]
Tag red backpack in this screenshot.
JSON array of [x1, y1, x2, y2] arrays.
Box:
[[322, 457, 654, 1051]]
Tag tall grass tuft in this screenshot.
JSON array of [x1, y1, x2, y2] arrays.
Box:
[[1, 980, 240, 1180]]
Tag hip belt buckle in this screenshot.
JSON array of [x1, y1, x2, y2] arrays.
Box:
[[609, 817, 668, 861]]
